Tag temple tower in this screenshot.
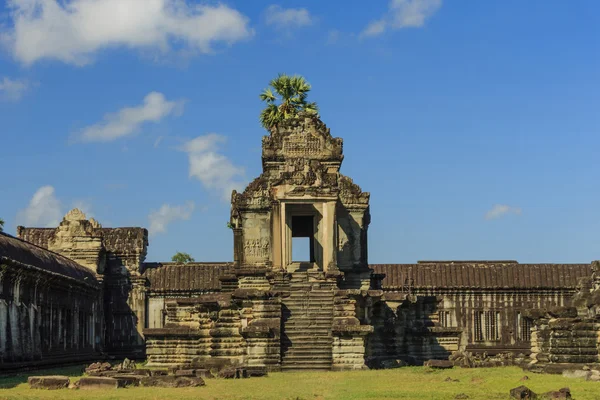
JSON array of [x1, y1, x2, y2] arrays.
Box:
[[230, 112, 372, 289]]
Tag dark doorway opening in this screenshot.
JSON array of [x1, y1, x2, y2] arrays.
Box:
[[291, 215, 315, 262]]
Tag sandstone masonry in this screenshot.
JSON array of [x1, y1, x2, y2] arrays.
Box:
[[1, 113, 594, 371]]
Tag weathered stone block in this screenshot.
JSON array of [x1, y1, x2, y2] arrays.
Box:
[[28, 376, 70, 390], [77, 377, 124, 390], [175, 369, 196, 377], [540, 387, 571, 399], [510, 385, 537, 399], [85, 362, 112, 375], [424, 359, 453, 369], [141, 376, 205, 387], [150, 369, 169, 376], [218, 367, 248, 379], [113, 375, 145, 387]]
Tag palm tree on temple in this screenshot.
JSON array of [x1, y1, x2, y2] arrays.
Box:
[[259, 73, 318, 130]]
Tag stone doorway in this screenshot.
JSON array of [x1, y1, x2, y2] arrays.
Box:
[[285, 204, 322, 272], [291, 215, 315, 267]]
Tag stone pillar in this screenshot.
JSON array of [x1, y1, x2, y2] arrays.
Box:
[[233, 228, 244, 267], [271, 203, 282, 270], [281, 202, 290, 268], [322, 201, 337, 272], [129, 277, 147, 346]]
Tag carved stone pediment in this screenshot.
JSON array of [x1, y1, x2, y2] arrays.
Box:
[[339, 175, 370, 207], [231, 175, 272, 210], [48, 208, 106, 273], [262, 112, 343, 163]]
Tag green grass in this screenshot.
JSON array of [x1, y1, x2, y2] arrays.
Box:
[[1, 365, 599, 400]]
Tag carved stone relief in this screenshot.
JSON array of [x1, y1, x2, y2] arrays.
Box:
[[244, 238, 270, 260]]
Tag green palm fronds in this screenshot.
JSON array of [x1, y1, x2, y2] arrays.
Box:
[[259, 74, 318, 130]]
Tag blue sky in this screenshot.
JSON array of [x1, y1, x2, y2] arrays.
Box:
[[1, 0, 599, 263]]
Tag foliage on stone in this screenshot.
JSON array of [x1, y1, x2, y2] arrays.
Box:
[[171, 251, 195, 263], [0, 217, 4, 232], [259, 73, 318, 130]]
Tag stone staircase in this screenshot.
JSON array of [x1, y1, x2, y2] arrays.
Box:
[[281, 272, 335, 371]]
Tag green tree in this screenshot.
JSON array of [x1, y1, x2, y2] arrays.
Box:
[[259, 73, 318, 130], [0, 218, 4, 232], [171, 252, 195, 263]]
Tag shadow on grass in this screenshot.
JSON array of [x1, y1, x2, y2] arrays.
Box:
[[0, 365, 86, 389]]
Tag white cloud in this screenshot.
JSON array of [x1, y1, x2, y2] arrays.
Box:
[[265, 5, 312, 30], [78, 92, 184, 142], [485, 204, 522, 220], [148, 201, 195, 234], [361, 0, 442, 38], [181, 134, 245, 201], [2, 0, 253, 66], [0, 77, 31, 101], [16, 185, 62, 227]]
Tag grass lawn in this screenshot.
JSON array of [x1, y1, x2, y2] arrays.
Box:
[[1, 365, 599, 400]]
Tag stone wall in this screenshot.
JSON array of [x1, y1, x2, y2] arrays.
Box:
[[144, 290, 281, 370], [0, 232, 102, 369], [525, 262, 600, 372], [17, 209, 149, 359], [365, 288, 577, 366], [364, 262, 590, 366]]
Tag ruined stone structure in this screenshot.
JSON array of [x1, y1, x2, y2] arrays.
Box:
[[9, 209, 149, 368], [524, 261, 600, 373], [1, 113, 594, 371], [144, 113, 375, 370], [0, 230, 102, 369]]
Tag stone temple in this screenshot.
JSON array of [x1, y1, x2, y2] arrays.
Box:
[[1, 112, 597, 372]]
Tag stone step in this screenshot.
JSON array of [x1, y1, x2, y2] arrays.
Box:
[[284, 320, 332, 324], [284, 324, 332, 329], [284, 327, 332, 331], [284, 339, 333, 345], [284, 305, 333, 309], [282, 345, 333, 352], [282, 350, 333, 357], [284, 312, 333, 317], [284, 328, 331, 332], [282, 356, 332, 365], [283, 303, 334, 309], [283, 329, 331, 342], [283, 312, 333, 318], [283, 309, 333, 314], [282, 343, 333, 349], [282, 336, 333, 343], [285, 296, 334, 300], [285, 315, 332, 320], [281, 352, 332, 359], [285, 298, 333, 302]]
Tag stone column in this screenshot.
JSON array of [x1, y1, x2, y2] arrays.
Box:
[[129, 277, 147, 348], [233, 228, 243, 267], [322, 201, 337, 272], [271, 203, 282, 269], [280, 202, 290, 268]]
